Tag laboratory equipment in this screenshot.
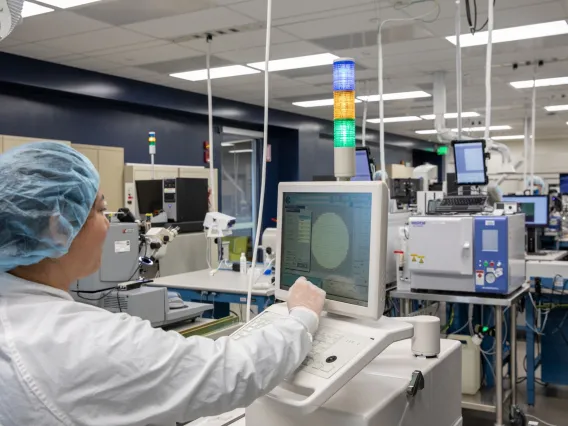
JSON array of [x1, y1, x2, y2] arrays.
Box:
[[560, 174, 568, 195], [136, 179, 163, 218], [333, 58, 356, 179], [412, 164, 438, 191], [0, 0, 22, 40], [351, 147, 373, 182], [408, 214, 526, 294], [203, 212, 236, 238], [163, 177, 209, 223], [386, 212, 411, 285], [416, 190, 444, 215], [143, 226, 180, 263], [447, 334, 481, 395], [389, 178, 420, 206], [502, 195, 549, 253], [452, 139, 489, 186]]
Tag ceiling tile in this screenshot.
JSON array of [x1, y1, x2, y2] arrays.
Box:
[[138, 55, 232, 74], [84, 40, 169, 57], [180, 28, 297, 53], [39, 27, 155, 54], [123, 7, 256, 39], [216, 40, 325, 63], [74, 0, 214, 26], [96, 43, 202, 66], [9, 11, 111, 43], [0, 42, 74, 60], [56, 56, 123, 72]]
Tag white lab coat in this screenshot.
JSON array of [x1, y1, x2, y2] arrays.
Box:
[[0, 272, 313, 426]]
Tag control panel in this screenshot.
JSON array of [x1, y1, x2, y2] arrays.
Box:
[[473, 217, 508, 293], [163, 179, 177, 221]]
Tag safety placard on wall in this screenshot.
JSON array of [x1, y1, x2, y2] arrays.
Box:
[[115, 240, 131, 253]]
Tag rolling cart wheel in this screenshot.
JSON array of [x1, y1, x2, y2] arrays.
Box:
[[510, 405, 526, 426]]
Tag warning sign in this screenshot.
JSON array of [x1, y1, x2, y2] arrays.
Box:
[[411, 254, 425, 264]]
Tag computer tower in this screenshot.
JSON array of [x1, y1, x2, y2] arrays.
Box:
[[163, 178, 209, 223]]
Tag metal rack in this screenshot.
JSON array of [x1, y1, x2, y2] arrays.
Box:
[[391, 284, 529, 426]]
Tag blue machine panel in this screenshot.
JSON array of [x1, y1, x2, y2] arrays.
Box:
[[474, 217, 509, 293]]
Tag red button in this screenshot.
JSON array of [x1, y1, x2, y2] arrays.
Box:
[[490, 262, 495, 267], [477, 274, 482, 278]]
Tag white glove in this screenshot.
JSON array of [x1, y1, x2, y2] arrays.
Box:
[[287, 277, 326, 334]]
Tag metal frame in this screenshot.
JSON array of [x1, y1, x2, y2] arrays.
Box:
[[392, 284, 529, 426]]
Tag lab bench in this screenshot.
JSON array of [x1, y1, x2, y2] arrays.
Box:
[[391, 284, 529, 426]]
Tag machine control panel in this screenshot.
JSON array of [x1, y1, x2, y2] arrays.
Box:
[[473, 217, 508, 293]]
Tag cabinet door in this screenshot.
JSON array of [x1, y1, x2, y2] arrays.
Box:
[[98, 149, 124, 212]]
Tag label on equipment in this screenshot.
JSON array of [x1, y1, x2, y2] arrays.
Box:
[[164, 188, 176, 193], [475, 270, 485, 286], [115, 240, 131, 253]]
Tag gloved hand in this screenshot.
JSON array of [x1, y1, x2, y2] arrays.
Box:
[[287, 278, 326, 334]]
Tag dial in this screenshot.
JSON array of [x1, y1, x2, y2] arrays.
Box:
[[485, 272, 496, 284]]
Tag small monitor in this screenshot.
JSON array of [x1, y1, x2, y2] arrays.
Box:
[[560, 174, 568, 195], [275, 181, 388, 320], [352, 147, 373, 182], [501, 195, 549, 227], [136, 180, 163, 217], [452, 140, 488, 186]]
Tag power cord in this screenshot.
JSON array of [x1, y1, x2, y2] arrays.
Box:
[[465, 0, 496, 34]]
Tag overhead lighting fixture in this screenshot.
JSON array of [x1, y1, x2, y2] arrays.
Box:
[[229, 149, 253, 154], [544, 104, 568, 112], [248, 53, 338, 72], [35, 0, 101, 7], [446, 20, 568, 47], [511, 77, 568, 89], [170, 65, 260, 82], [357, 91, 431, 102], [221, 142, 234, 147], [221, 139, 252, 147], [293, 99, 362, 108], [415, 125, 512, 135], [491, 135, 525, 140], [367, 116, 423, 123], [420, 112, 480, 120], [22, 1, 54, 17]]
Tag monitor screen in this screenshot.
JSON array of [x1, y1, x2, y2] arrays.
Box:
[[453, 140, 488, 185], [501, 195, 549, 227], [560, 174, 568, 194], [352, 149, 372, 182], [136, 180, 163, 216], [280, 192, 372, 307]]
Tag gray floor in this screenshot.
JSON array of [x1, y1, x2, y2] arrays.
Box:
[[463, 341, 567, 426]]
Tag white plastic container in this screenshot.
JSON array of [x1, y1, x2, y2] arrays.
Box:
[[240, 253, 247, 275], [447, 334, 481, 395]]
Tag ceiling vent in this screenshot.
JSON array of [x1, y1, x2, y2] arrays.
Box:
[[171, 22, 266, 43]]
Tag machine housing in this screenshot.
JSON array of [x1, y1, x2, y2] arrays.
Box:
[[408, 214, 525, 294]]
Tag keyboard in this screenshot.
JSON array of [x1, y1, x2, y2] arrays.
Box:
[[435, 195, 488, 213]]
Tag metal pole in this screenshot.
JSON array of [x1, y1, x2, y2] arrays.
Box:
[[495, 305, 504, 426], [523, 117, 529, 186], [455, 0, 463, 139], [510, 303, 517, 406], [403, 299, 411, 316]]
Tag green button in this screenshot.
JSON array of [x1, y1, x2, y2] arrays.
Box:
[[483, 261, 489, 267]]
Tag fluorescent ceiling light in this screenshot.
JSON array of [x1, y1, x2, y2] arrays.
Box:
[[544, 104, 568, 112], [221, 142, 234, 147], [446, 21, 568, 47], [511, 77, 568, 89], [358, 91, 431, 102], [367, 116, 422, 123], [420, 112, 480, 120], [248, 53, 338, 72], [22, 1, 54, 17], [221, 139, 252, 147], [229, 149, 253, 154], [170, 66, 260, 82], [293, 99, 362, 108], [36, 0, 101, 7], [415, 125, 512, 135], [491, 135, 525, 140]]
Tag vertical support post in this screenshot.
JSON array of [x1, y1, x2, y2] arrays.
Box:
[[495, 305, 504, 426], [510, 302, 517, 406]]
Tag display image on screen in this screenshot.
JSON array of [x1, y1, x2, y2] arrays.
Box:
[[280, 192, 372, 307], [560, 174, 568, 194], [453, 141, 487, 185], [352, 150, 372, 182], [501, 196, 549, 226]]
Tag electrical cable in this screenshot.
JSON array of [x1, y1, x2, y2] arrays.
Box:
[[397, 400, 410, 426], [246, 0, 272, 323], [525, 415, 557, 426], [481, 350, 496, 384]]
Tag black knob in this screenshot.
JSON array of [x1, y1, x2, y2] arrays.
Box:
[[326, 356, 337, 363]]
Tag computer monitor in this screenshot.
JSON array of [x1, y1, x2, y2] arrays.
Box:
[[275, 181, 388, 320], [501, 195, 549, 227], [352, 147, 373, 181], [136, 180, 163, 217], [560, 174, 568, 195], [452, 139, 488, 186]]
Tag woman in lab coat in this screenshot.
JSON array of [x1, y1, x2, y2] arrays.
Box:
[[0, 142, 326, 426]]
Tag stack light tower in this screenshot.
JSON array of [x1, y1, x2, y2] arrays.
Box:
[[333, 58, 356, 180]]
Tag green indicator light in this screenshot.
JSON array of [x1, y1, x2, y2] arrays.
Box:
[[437, 146, 448, 155]]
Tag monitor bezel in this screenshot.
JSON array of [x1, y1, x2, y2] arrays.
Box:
[[451, 139, 489, 186], [559, 173, 568, 195], [275, 181, 387, 320], [501, 194, 549, 228], [354, 146, 373, 181]]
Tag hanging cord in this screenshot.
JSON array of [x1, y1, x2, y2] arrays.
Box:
[[455, 0, 463, 139], [246, 0, 272, 322], [483, 0, 493, 142], [530, 64, 537, 194]]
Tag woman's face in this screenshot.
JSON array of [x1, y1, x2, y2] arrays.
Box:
[[63, 192, 110, 279]]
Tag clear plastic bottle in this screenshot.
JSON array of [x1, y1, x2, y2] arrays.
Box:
[[240, 252, 247, 275]]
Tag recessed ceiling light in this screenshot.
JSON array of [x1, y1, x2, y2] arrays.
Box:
[[229, 149, 253, 154], [491, 135, 525, 140], [420, 112, 480, 120], [293, 99, 362, 108], [221, 142, 234, 147], [36, 0, 101, 7], [248, 53, 338, 72], [358, 91, 431, 102], [170, 66, 260, 82], [446, 20, 568, 47], [415, 125, 512, 135], [511, 77, 568, 89], [22, 1, 54, 17], [544, 104, 568, 112], [367, 116, 423, 123]]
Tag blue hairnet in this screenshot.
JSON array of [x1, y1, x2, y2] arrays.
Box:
[[0, 142, 100, 271]]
